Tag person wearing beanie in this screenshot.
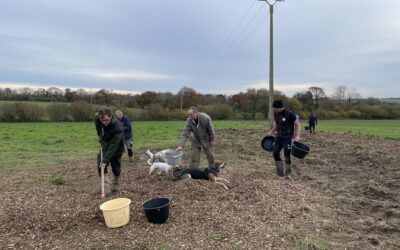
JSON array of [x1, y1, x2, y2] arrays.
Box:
[[267, 100, 301, 179], [94, 107, 125, 197]]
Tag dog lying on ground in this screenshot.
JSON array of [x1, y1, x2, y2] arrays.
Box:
[[171, 161, 229, 190], [149, 162, 174, 176]]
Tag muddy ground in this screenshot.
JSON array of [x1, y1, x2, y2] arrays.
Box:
[[1, 129, 399, 249]]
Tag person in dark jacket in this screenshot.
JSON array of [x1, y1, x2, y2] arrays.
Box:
[[115, 110, 134, 161], [176, 106, 215, 169], [308, 113, 317, 134], [267, 100, 301, 179], [94, 107, 125, 196]]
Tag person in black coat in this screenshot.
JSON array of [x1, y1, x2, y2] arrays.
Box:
[[308, 113, 318, 134], [267, 100, 301, 179]]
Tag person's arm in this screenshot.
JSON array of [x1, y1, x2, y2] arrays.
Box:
[[177, 119, 191, 150], [294, 120, 301, 142], [267, 121, 277, 136], [207, 116, 215, 146], [94, 114, 102, 137], [124, 117, 132, 132], [102, 131, 123, 163], [315, 116, 318, 125]]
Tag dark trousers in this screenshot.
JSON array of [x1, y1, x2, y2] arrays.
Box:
[[273, 138, 292, 164], [309, 123, 316, 134], [123, 138, 133, 157], [97, 154, 122, 177], [190, 144, 215, 169]]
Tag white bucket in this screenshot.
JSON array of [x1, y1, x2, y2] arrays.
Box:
[[100, 198, 131, 228]]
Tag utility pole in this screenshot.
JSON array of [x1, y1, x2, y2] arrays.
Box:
[[180, 91, 183, 111], [180, 87, 185, 111], [259, 0, 284, 123]]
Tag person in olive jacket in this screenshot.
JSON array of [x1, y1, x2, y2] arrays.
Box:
[[176, 106, 215, 169], [95, 107, 125, 196]]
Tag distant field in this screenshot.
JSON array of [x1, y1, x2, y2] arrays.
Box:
[[380, 98, 400, 104], [317, 120, 400, 141], [1, 119, 398, 173], [0, 100, 69, 107], [0, 120, 266, 173]]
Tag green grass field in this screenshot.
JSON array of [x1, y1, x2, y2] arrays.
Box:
[[317, 120, 400, 141], [0, 120, 399, 173], [0, 120, 266, 173]]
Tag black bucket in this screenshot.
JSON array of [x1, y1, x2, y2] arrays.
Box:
[[142, 197, 171, 224], [291, 141, 310, 159], [261, 135, 275, 152]]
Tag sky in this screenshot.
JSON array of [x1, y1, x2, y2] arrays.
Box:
[[0, 0, 399, 98]]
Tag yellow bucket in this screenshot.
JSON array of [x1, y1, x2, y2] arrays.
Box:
[[100, 198, 131, 228]]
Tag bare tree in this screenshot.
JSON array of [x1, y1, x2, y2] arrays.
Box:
[[245, 88, 260, 120], [346, 87, 362, 108], [76, 88, 87, 98], [4, 88, 13, 95], [19, 87, 35, 100], [177, 87, 198, 110], [332, 85, 347, 103], [34, 88, 46, 97], [308, 86, 325, 110]]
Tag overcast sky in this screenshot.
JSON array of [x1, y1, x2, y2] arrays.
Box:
[[0, 0, 399, 98]]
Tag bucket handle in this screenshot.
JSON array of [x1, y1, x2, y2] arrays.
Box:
[[152, 195, 162, 212]]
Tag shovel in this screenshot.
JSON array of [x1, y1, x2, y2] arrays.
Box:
[[100, 146, 105, 199]]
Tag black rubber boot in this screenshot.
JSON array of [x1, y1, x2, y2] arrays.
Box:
[[128, 148, 133, 160], [275, 161, 284, 177], [284, 163, 292, 180]]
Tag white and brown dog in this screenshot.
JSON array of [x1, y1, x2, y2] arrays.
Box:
[[142, 149, 175, 164], [142, 149, 177, 176], [149, 162, 174, 175], [171, 161, 229, 190]]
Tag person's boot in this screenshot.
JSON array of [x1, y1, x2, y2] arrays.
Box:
[[275, 161, 284, 177], [284, 163, 292, 180], [104, 175, 112, 197], [128, 148, 134, 162], [111, 175, 119, 193]]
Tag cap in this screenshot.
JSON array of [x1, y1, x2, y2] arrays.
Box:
[[272, 100, 284, 108]]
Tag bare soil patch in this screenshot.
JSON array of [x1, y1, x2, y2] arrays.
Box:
[[1, 129, 399, 249]]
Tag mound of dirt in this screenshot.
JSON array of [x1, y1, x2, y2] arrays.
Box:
[[0, 129, 399, 249]]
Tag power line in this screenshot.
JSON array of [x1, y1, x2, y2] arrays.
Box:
[[196, 3, 267, 83], [216, 0, 258, 54], [198, 2, 282, 84], [193, 0, 258, 81], [226, 1, 282, 60]]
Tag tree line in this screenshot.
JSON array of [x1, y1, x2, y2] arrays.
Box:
[[0, 86, 399, 122]]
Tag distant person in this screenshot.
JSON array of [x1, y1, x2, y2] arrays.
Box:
[[308, 113, 318, 134], [94, 107, 125, 197], [267, 100, 301, 180], [176, 106, 216, 169], [115, 110, 134, 162]]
